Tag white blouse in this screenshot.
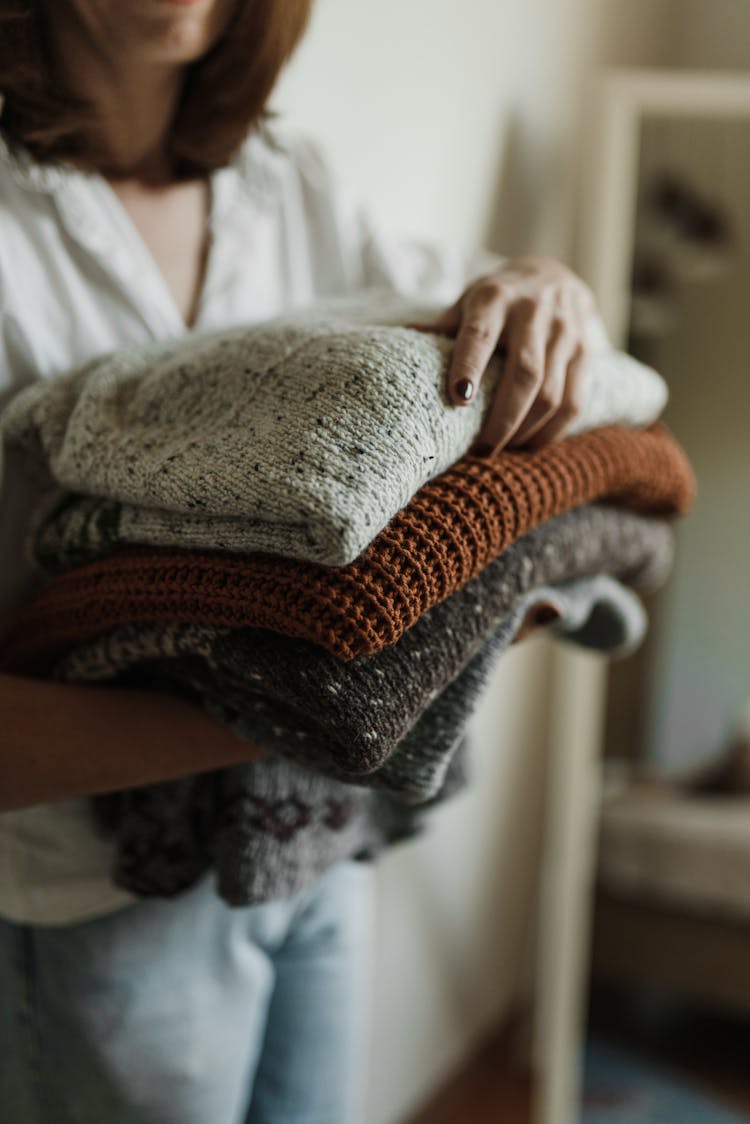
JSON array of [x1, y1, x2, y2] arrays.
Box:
[[0, 123, 500, 925]]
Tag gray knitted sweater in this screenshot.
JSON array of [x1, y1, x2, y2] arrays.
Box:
[[1, 303, 668, 566]]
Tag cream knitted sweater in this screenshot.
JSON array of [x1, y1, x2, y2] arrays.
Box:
[[2, 299, 668, 565]]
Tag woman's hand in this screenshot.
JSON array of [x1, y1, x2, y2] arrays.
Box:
[[413, 256, 595, 454]]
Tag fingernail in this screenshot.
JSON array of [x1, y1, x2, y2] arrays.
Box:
[[454, 378, 474, 401]]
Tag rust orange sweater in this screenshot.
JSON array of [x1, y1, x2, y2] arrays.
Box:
[[0, 424, 694, 671]]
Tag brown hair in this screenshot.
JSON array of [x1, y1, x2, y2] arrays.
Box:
[[0, 0, 313, 178]]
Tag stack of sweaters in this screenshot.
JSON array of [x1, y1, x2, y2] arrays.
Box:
[[0, 302, 695, 905]]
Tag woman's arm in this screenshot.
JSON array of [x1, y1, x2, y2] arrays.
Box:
[[0, 672, 266, 813]]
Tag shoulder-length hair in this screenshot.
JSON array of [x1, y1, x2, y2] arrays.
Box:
[[0, 0, 313, 178]]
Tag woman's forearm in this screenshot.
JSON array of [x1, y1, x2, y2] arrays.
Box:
[[0, 672, 265, 812]]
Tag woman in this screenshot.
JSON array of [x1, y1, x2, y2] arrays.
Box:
[[0, 2, 595, 1121]]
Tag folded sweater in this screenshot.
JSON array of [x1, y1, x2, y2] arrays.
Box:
[[1, 309, 668, 566], [52, 573, 649, 906], [0, 424, 694, 669], [25, 506, 673, 797]]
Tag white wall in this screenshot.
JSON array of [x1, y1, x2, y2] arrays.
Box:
[[273, 2, 676, 1121], [275, 0, 597, 261]]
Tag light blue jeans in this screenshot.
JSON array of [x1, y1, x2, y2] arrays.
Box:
[[0, 860, 375, 1124]]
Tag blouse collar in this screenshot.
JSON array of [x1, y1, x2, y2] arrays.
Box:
[[0, 125, 279, 214]]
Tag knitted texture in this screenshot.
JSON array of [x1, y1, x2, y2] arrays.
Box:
[[60, 573, 649, 905], [0, 423, 695, 669], [32, 506, 673, 794], [1, 308, 668, 567], [87, 730, 471, 905]]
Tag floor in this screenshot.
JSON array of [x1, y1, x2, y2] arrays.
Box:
[[404, 989, 750, 1124], [405, 1023, 532, 1124]]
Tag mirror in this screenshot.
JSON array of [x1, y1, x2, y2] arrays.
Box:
[[606, 104, 750, 775], [579, 68, 750, 1124]]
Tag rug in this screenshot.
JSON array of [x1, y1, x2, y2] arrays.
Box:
[[581, 1039, 750, 1123]]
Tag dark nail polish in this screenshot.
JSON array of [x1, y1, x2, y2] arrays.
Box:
[[455, 378, 474, 401]]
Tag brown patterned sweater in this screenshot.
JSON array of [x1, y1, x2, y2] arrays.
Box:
[[0, 423, 694, 671]]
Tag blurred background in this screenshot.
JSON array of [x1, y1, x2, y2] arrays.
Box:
[[273, 2, 750, 1121]]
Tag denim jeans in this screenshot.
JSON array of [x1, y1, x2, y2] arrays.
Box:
[[0, 860, 375, 1124]]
